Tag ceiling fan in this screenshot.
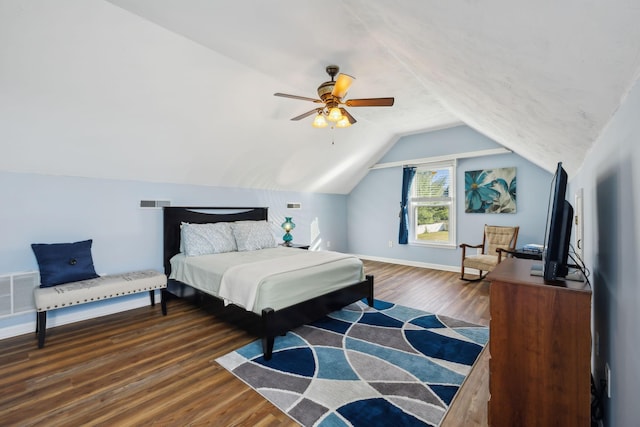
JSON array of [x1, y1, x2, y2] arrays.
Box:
[[274, 65, 394, 128]]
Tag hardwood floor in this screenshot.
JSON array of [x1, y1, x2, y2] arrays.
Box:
[[0, 260, 490, 426]]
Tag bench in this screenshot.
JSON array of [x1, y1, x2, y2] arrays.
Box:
[[34, 270, 168, 348]]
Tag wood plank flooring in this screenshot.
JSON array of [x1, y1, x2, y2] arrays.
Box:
[[0, 260, 490, 426]]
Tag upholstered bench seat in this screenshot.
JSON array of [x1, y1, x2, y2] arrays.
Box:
[[34, 270, 167, 348]]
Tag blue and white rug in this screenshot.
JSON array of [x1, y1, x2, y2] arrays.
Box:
[[216, 300, 488, 427]]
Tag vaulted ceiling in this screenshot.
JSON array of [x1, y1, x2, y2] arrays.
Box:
[[2, 1, 640, 194]]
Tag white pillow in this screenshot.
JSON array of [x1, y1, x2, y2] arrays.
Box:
[[181, 222, 237, 256], [231, 220, 278, 252]]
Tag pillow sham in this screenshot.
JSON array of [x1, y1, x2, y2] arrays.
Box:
[[31, 239, 100, 288], [231, 220, 278, 252], [181, 222, 237, 256]]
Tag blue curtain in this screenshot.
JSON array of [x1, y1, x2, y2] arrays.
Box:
[[398, 166, 416, 244]]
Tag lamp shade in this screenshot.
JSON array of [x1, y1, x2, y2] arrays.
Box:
[[327, 107, 343, 122], [336, 116, 351, 128], [312, 113, 328, 128]]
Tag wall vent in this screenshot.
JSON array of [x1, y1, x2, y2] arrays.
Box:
[[0, 271, 39, 318], [287, 202, 302, 209], [140, 200, 171, 209]]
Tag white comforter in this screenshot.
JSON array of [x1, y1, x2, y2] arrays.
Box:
[[169, 247, 364, 313], [218, 250, 356, 311]]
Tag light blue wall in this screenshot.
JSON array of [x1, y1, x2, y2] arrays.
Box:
[[0, 171, 347, 332], [347, 125, 552, 268], [570, 78, 640, 427]]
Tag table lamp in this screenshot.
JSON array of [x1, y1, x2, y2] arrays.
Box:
[[281, 217, 296, 246]]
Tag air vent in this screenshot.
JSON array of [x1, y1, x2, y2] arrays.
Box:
[[140, 200, 171, 209], [0, 271, 39, 317], [287, 202, 302, 209]]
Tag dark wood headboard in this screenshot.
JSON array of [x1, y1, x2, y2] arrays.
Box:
[[162, 206, 269, 276]]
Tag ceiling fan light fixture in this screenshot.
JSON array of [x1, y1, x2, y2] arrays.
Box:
[[336, 116, 351, 128], [275, 65, 394, 129], [312, 113, 328, 128], [327, 107, 342, 122], [332, 73, 354, 99]]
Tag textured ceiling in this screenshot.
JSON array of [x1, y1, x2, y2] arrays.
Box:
[[2, 1, 640, 193]]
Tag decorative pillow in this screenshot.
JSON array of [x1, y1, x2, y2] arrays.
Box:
[[31, 239, 100, 288], [179, 222, 187, 253], [231, 220, 278, 252], [181, 222, 237, 256]]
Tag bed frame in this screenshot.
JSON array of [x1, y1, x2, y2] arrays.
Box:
[[163, 206, 374, 360]]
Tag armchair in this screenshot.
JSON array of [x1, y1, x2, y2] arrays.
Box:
[[460, 225, 519, 281]]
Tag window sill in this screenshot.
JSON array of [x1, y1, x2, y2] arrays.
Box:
[[409, 241, 457, 249]]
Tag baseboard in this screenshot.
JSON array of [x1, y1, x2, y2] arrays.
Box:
[[353, 254, 459, 273], [1, 257, 461, 341], [0, 291, 159, 340], [0, 321, 36, 341]]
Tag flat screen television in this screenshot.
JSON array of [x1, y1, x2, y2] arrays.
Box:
[[543, 162, 574, 282]]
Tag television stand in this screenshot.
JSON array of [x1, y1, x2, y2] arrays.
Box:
[[487, 258, 592, 426], [529, 262, 585, 282], [565, 267, 586, 282]]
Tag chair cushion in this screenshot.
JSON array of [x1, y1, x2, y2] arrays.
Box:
[[485, 226, 518, 255], [463, 254, 499, 271]]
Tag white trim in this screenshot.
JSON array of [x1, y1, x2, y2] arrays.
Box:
[[409, 241, 458, 249], [370, 148, 512, 170], [409, 160, 457, 246], [354, 253, 460, 273], [397, 122, 465, 137], [0, 291, 160, 340], [0, 323, 36, 340]]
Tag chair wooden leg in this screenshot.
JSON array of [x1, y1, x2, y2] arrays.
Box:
[[460, 269, 487, 282]]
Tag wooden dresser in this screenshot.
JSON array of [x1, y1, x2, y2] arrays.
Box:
[[486, 258, 592, 426]]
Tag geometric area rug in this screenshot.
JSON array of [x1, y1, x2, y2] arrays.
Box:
[[216, 299, 489, 427]]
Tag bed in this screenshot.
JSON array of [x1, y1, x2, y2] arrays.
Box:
[[163, 206, 374, 360]]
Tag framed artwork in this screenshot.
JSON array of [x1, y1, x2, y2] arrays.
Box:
[[465, 167, 516, 213]]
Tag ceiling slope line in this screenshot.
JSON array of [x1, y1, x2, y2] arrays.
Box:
[[369, 147, 512, 170]]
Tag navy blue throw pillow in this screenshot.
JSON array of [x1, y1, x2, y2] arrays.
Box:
[[31, 239, 99, 287]]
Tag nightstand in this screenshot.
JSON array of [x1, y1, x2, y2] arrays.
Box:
[[281, 243, 310, 250]]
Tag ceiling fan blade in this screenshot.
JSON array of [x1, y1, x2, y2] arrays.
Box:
[[345, 97, 395, 107], [291, 109, 320, 121], [274, 93, 323, 103], [332, 73, 355, 99], [340, 108, 357, 125]]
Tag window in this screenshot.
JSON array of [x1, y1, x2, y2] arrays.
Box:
[[409, 161, 456, 246]]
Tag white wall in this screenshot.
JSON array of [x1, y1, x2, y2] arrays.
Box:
[[347, 125, 552, 269], [0, 0, 395, 195], [571, 77, 640, 427]]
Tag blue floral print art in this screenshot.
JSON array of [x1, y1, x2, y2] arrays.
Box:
[[465, 167, 516, 213]]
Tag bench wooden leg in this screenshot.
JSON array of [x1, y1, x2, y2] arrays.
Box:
[[150, 289, 168, 315], [161, 289, 167, 316], [37, 311, 47, 348]]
